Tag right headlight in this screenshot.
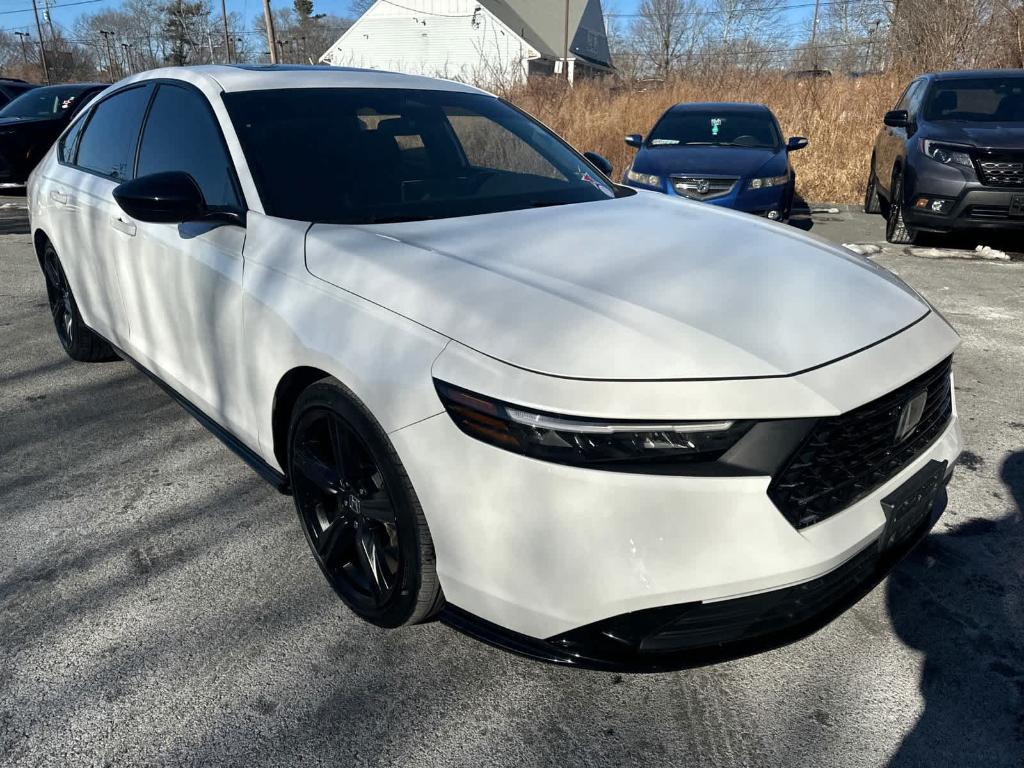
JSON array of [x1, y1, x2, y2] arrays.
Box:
[[625, 167, 662, 188], [921, 140, 974, 169], [435, 381, 752, 470]]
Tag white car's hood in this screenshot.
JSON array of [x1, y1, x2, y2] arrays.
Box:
[[305, 193, 929, 381]]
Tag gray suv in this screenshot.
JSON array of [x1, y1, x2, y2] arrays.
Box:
[[865, 69, 1024, 244]]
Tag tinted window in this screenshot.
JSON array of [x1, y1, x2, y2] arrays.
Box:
[[923, 77, 1024, 123], [75, 86, 151, 180], [0, 85, 95, 120], [646, 111, 782, 149], [137, 84, 240, 210], [223, 88, 619, 224], [58, 116, 86, 164], [895, 81, 920, 111]]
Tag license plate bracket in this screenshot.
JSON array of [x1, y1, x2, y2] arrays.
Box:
[[879, 459, 947, 551], [1011, 194, 1024, 217]]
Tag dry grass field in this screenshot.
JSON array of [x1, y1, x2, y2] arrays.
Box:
[[508, 73, 910, 204]]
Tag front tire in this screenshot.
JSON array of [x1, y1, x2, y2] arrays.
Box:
[[41, 243, 117, 362], [287, 379, 443, 628], [885, 173, 918, 245]]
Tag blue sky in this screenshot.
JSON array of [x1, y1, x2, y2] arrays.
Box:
[[2, 0, 815, 43]]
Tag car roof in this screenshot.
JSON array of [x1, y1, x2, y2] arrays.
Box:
[[118, 64, 491, 97], [926, 69, 1024, 81], [666, 102, 772, 114]]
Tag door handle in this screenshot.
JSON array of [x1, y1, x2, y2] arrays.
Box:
[[110, 214, 137, 237], [50, 190, 67, 205]]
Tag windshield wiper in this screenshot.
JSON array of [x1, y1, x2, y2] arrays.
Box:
[[362, 214, 436, 224]]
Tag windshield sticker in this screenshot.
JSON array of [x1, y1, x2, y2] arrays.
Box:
[[650, 138, 679, 145], [580, 172, 614, 197], [711, 117, 722, 136]]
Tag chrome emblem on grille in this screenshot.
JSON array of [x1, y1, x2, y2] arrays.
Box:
[[695, 179, 711, 194], [895, 390, 928, 444]]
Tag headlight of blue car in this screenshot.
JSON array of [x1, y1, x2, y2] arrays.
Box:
[[747, 174, 789, 190], [625, 167, 662, 188]]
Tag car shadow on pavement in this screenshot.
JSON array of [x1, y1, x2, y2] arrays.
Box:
[[885, 451, 1024, 767], [788, 192, 814, 232]]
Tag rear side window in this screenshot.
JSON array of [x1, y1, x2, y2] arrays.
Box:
[[136, 84, 241, 210], [58, 117, 86, 163], [75, 85, 151, 180]]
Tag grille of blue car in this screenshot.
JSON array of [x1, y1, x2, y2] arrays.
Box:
[[671, 176, 737, 200], [768, 356, 954, 529]]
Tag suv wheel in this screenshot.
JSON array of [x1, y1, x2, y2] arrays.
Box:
[[885, 173, 917, 245], [287, 379, 444, 628]]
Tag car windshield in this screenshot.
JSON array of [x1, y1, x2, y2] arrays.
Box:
[[923, 77, 1024, 123], [0, 85, 91, 119], [223, 88, 623, 224], [646, 110, 782, 149]]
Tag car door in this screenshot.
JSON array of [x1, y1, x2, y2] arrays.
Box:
[[113, 81, 249, 436], [47, 83, 152, 345], [877, 80, 921, 194]]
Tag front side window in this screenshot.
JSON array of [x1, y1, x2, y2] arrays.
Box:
[[0, 85, 93, 120], [645, 111, 782, 150], [923, 77, 1024, 123], [136, 84, 241, 210], [75, 85, 151, 181], [223, 88, 620, 224]]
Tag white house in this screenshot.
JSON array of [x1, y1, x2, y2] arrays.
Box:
[[319, 0, 613, 86]]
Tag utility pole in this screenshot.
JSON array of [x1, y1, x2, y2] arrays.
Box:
[[99, 30, 118, 81], [121, 42, 134, 74], [15, 31, 30, 63], [563, 0, 570, 82], [262, 0, 278, 64], [809, 0, 821, 72], [30, 0, 50, 84], [220, 0, 232, 63]]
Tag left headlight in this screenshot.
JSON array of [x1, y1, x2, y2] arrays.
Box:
[[921, 140, 974, 168], [435, 381, 753, 470], [747, 174, 789, 190], [625, 167, 662, 188]]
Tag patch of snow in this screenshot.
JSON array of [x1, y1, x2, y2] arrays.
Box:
[[974, 245, 1010, 261], [812, 207, 841, 214], [842, 243, 883, 256]]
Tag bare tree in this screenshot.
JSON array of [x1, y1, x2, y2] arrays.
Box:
[[631, 0, 708, 80]]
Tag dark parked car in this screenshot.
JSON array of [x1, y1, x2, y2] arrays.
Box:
[[0, 78, 36, 109], [622, 102, 808, 222], [865, 69, 1024, 244], [0, 82, 105, 187]]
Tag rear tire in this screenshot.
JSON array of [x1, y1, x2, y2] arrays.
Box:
[[287, 378, 443, 628], [41, 243, 118, 362], [864, 162, 882, 215], [885, 173, 917, 245]]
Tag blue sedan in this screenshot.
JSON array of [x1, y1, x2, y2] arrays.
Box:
[[623, 102, 808, 222]]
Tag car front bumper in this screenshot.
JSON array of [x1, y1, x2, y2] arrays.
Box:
[[625, 177, 792, 218], [389, 313, 962, 668], [904, 161, 1024, 232]]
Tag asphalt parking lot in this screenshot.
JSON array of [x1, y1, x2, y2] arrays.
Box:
[[1, 196, 1022, 768]]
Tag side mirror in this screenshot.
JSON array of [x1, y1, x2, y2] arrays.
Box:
[[786, 136, 809, 152], [112, 171, 205, 224], [625, 134, 643, 148], [883, 109, 909, 128], [584, 151, 613, 177]]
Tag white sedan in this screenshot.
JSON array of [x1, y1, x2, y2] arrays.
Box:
[[28, 65, 962, 671]]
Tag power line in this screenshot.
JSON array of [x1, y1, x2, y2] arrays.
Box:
[[0, 0, 101, 16]]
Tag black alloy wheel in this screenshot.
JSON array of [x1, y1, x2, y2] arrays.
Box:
[[885, 172, 917, 245], [41, 243, 117, 362], [288, 380, 442, 627]]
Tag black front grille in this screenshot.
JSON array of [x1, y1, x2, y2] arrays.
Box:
[[769, 357, 953, 529], [977, 155, 1024, 187], [967, 204, 1011, 220]]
